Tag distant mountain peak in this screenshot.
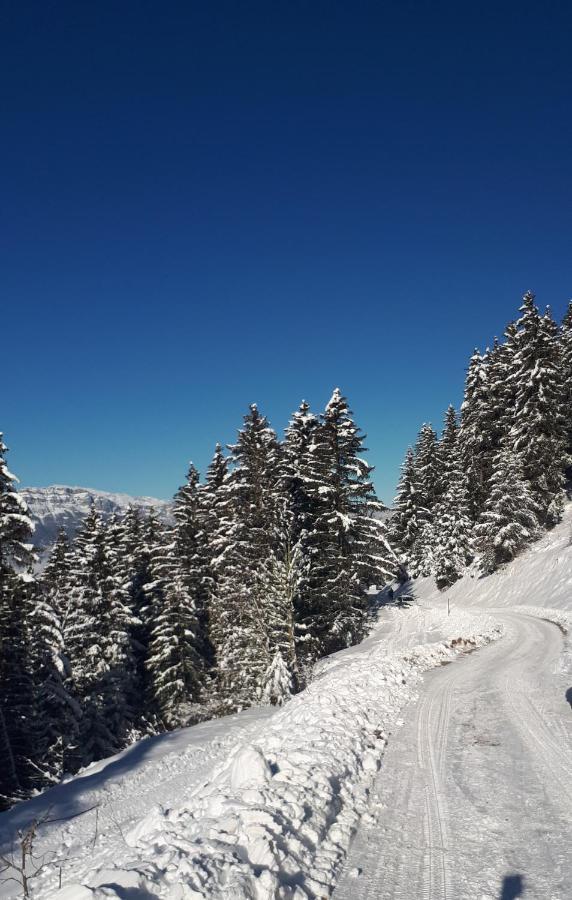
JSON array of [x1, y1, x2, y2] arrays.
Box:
[[20, 484, 172, 556]]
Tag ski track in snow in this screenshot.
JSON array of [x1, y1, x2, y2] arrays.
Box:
[[1, 506, 571, 898]]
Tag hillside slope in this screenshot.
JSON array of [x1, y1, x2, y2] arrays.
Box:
[[1, 507, 571, 899]]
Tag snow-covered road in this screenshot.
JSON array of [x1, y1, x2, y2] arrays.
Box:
[[333, 610, 572, 900]]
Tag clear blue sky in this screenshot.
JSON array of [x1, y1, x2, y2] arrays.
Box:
[[3, 1, 571, 503]]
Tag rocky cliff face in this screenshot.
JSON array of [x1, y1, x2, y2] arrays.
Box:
[[20, 484, 171, 555]]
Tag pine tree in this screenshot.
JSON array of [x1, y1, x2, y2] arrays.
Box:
[[436, 406, 459, 496], [298, 390, 396, 663], [65, 508, 137, 766], [199, 444, 230, 703], [389, 448, 422, 560], [173, 463, 210, 665], [120, 508, 159, 731], [282, 401, 320, 540], [145, 522, 205, 727], [210, 405, 282, 709], [261, 650, 293, 706], [0, 434, 37, 808], [414, 423, 440, 510], [509, 293, 567, 525], [559, 301, 572, 482], [432, 407, 473, 586], [408, 424, 439, 576], [475, 448, 540, 571], [487, 329, 517, 455], [102, 514, 141, 739], [459, 349, 496, 520], [273, 401, 322, 685], [432, 477, 473, 588], [33, 530, 81, 782]]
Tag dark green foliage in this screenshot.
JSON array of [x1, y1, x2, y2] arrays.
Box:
[[0, 435, 37, 808]]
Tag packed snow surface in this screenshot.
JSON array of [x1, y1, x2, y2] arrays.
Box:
[[1, 506, 572, 898]]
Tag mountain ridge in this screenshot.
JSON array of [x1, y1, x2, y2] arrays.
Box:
[[19, 484, 171, 554]]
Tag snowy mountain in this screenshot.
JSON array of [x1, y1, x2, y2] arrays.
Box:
[[20, 484, 171, 553], [2, 505, 570, 899]]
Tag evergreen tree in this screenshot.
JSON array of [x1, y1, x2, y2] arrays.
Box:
[[65, 509, 137, 766], [475, 448, 540, 571], [120, 508, 159, 730], [282, 401, 320, 540], [436, 406, 459, 496], [432, 407, 473, 586], [559, 301, 572, 482], [298, 390, 396, 662], [261, 650, 292, 706], [145, 522, 205, 728], [459, 349, 496, 520], [0, 434, 37, 808], [509, 293, 567, 525], [487, 328, 517, 455], [33, 530, 81, 782], [211, 405, 282, 709], [414, 423, 440, 510], [408, 424, 439, 576], [389, 447, 422, 561], [432, 477, 473, 588], [199, 444, 230, 701]]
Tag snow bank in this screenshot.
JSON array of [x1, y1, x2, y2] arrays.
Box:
[[48, 610, 502, 899]]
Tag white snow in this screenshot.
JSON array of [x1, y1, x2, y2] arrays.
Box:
[[1, 504, 572, 898]]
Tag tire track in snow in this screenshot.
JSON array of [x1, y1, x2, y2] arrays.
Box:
[[333, 612, 572, 900]]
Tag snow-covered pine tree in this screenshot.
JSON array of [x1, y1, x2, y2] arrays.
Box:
[[210, 405, 282, 710], [144, 521, 205, 728], [487, 328, 518, 455], [120, 507, 159, 731], [245, 400, 322, 689], [32, 530, 81, 783], [257, 506, 304, 691], [261, 649, 293, 706], [408, 423, 439, 576], [282, 401, 320, 540], [509, 293, 567, 525], [0, 434, 37, 808], [436, 406, 459, 495], [389, 447, 422, 564], [173, 463, 211, 666], [459, 348, 496, 521], [198, 444, 230, 706], [432, 418, 474, 588], [298, 389, 396, 663], [419, 406, 473, 586], [102, 514, 142, 737], [559, 300, 572, 481], [414, 423, 439, 509], [474, 447, 540, 571], [65, 508, 137, 766]]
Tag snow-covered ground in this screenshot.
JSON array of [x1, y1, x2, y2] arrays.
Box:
[[1, 506, 572, 899]]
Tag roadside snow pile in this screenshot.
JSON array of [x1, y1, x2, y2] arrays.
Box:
[[48, 610, 502, 900]]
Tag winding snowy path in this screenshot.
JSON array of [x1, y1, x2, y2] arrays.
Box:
[[333, 611, 572, 900]]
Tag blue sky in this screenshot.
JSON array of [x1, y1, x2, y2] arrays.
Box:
[[3, 1, 571, 503]]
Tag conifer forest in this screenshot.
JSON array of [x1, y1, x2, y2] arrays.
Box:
[[1, 291, 572, 813]]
